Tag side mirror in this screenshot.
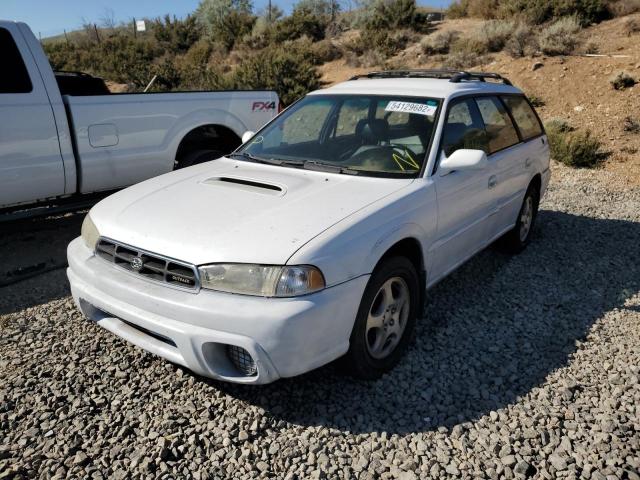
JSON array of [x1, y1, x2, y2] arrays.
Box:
[[439, 149, 488, 175], [242, 131, 255, 144]]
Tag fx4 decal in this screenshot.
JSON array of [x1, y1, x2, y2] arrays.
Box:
[[252, 101, 276, 112]]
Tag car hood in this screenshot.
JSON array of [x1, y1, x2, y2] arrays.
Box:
[[90, 158, 414, 266]]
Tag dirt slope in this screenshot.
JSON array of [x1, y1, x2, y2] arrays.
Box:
[[320, 14, 640, 186]]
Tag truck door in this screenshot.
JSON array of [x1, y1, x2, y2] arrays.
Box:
[[0, 25, 65, 208]]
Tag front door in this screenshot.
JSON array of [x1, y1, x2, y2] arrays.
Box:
[[429, 98, 495, 281], [0, 25, 65, 208]]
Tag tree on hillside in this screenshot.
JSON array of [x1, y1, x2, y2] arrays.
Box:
[[195, 0, 255, 49], [294, 0, 341, 20]]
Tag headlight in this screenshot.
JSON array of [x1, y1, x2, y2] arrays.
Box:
[[81, 214, 100, 250], [198, 264, 325, 297]]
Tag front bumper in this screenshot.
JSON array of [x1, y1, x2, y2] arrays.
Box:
[[67, 238, 369, 384]]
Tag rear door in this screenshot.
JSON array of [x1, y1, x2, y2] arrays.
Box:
[[502, 94, 548, 196], [0, 24, 65, 208], [474, 96, 524, 238], [430, 98, 494, 280]]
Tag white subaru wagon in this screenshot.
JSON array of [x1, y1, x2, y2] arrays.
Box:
[[67, 70, 551, 384]]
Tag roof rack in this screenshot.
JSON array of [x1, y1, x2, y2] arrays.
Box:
[[349, 69, 512, 86]]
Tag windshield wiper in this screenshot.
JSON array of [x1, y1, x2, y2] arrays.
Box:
[[228, 152, 304, 168], [302, 161, 360, 175]]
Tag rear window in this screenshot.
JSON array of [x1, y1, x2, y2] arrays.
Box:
[[0, 28, 32, 94], [502, 95, 543, 140]]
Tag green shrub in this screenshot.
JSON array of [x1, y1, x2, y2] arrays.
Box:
[[446, 0, 470, 18], [442, 44, 487, 69], [505, 23, 537, 57], [545, 122, 604, 167], [609, 71, 637, 89], [421, 30, 459, 54], [348, 28, 409, 59], [448, 0, 611, 24], [310, 39, 342, 63], [607, 0, 640, 16], [273, 8, 326, 42], [468, 0, 500, 18], [471, 20, 515, 52], [546, 117, 573, 133], [538, 16, 581, 55], [195, 0, 255, 50], [152, 15, 202, 53], [357, 0, 430, 32], [293, 0, 340, 19], [232, 44, 320, 105]]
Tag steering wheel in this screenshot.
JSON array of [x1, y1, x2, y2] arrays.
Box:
[[348, 144, 421, 172]]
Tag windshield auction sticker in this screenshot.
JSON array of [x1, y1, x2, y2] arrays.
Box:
[[385, 101, 437, 117]]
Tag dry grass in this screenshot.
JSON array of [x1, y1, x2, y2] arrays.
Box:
[[538, 16, 581, 55]]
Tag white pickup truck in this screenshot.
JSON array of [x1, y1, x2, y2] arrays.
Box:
[[0, 21, 278, 211]]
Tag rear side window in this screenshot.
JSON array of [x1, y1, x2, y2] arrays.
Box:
[[474, 96, 520, 154], [441, 99, 488, 156], [502, 95, 544, 140], [0, 28, 32, 94]]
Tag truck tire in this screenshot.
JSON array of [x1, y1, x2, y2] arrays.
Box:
[[175, 149, 223, 169]]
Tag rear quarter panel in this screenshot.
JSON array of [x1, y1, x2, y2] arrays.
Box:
[[66, 91, 278, 193]]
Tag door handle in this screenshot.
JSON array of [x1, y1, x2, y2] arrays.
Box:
[[525, 158, 532, 168], [488, 175, 497, 189]]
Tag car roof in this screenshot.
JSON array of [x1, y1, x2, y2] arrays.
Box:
[[311, 77, 523, 100]]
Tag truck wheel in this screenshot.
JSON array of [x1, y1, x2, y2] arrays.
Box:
[[175, 149, 222, 169], [500, 184, 539, 253], [344, 256, 419, 380]]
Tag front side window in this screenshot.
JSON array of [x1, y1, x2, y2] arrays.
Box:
[[475, 96, 520, 154], [0, 28, 32, 94], [241, 95, 440, 177], [502, 95, 544, 140], [441, 98, 488, 156]]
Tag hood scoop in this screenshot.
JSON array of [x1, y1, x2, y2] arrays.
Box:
[[202, 176, 285, 196]]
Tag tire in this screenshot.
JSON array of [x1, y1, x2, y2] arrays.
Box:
[[499, 184, 540, 253], [344, 256, 420, 380], [175, 149, 222, 169]]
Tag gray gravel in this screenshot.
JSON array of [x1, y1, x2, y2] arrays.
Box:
[[1, 162, 639, 479]]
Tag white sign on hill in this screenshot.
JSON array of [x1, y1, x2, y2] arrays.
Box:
[[136, 20, 146, 32]]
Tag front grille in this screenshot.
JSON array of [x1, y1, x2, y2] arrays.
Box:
[[226, 345, 257, 376], [95, 238, 199, 291]]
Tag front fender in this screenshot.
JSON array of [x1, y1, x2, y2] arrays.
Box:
[[288, 182, 437, 286]]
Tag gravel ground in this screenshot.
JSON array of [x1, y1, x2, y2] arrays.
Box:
[[1, 162, 639, 480]]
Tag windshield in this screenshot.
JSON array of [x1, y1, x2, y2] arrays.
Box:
[[238, 94, 441, 177]]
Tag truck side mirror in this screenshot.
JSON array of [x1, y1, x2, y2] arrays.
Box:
[[242, 131, 255, 144]]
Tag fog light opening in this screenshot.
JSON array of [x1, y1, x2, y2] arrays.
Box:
[[226, 345, 257, 376]]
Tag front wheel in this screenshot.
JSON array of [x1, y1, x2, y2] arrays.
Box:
[[500, 184, 539, 253], [344, 256, 419, 379]]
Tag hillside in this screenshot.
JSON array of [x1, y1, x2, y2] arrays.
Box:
[[319, 14, 640, 185], [43, 2, 640, 185]]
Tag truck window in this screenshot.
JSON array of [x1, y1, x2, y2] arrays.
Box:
[[0, 28, 32, 93], [502, 95, 544, 141]]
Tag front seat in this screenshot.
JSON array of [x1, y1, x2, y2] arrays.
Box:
[[355, 118, 391, 146]]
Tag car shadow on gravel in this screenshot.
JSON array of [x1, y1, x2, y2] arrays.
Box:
[[213, 209, 640, 435], [0, 212, 84, 315]]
